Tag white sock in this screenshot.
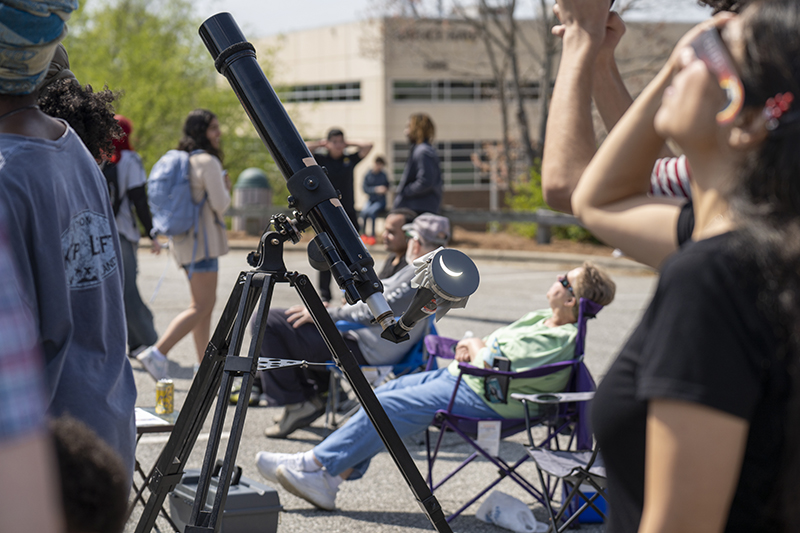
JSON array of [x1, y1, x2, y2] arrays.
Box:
[[302, 451, 321, 472], [152, 346, 167, 360]]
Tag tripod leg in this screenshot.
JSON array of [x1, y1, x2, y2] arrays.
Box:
[[187, 272, 275, 532], [291, 273, 453, 533], [135, 272, 263, 533]]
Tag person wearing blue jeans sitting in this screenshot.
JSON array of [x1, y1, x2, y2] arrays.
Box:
[[254, 262, 616, 510]]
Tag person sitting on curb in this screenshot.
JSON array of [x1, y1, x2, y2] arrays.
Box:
[[359, 155, 390, 244], [254, 262, 616, 510], [259, 213, 452, 439]]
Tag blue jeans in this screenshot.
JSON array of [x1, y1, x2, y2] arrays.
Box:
[[182, 256, 218, 273], [314, 368, 497, 479], [119, 236, 157, 351], [359, 198, 386, 237]]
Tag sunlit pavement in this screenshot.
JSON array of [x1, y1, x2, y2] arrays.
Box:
[[125, 241, 656, 533]]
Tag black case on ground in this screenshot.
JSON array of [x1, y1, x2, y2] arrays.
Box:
[[169, 467, 282, 533]]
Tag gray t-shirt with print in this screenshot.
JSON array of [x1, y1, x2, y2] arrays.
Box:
[[0, 122, 136, 474]]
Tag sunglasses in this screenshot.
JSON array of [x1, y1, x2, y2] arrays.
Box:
[[690, 28, 745, 125], [559, 273, 574, 295]]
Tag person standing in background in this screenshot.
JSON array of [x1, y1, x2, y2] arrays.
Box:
[[306, 128, 372, 301], [108, 115, 161, 357], [137, 109, 231, 378], [393, 113, 442, 215], [359, 155, 389, 245]]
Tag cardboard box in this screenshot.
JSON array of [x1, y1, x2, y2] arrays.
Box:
[[169, 467, 281, 533]]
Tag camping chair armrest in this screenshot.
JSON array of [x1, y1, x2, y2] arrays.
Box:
[[510, 391, 596, 405], [512, 391, 596, 448], [456, 360, 577, 379]]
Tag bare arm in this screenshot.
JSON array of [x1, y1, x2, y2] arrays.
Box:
[[454, 337, 487, 364], [347, 139, 374, 159], [593, 50, 675, 161], [571, 62, 682, 269], [640, 399, 748, 533], [570, 16, 729, 268], [305, 138, 325, 152], [541, 1, 624, 214], [592, 36, 633, 134]]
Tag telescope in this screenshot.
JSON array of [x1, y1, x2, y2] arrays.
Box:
[[132, 13, 480, 533], [199, 14, 479, 341], [200, 15, 398, 329]]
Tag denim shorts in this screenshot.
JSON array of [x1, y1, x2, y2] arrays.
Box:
[[183, 257, 219, 273]]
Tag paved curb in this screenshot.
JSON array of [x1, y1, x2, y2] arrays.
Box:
[[224, 237, 655, 275]]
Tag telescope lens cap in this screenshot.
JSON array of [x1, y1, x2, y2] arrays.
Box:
[[430, 249, 480, 299]]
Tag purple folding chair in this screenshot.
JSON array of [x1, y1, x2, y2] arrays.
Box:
[[424, 298, 604, 522]]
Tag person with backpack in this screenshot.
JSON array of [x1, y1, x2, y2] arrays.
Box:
[[137, 109, 230, 379], [105, 115, 161, 357]]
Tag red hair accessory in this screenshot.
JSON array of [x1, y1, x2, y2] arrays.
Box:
[[764, 92, 794, 130]]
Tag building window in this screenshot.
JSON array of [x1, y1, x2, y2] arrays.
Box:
[[392, 79, 544, 101], [392, 141, 493, 190], [279, 81, 361, 103]]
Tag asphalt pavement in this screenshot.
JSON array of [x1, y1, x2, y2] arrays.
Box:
[[124, 238, 657, 533]]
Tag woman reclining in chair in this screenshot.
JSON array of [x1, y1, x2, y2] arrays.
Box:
[[253, 262, 616, 510]]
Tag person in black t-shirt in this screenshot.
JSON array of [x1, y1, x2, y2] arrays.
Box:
[[571, 1, 800, 531], [306, 128, 372, 301]]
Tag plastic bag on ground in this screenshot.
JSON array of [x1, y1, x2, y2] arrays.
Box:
[[476, 490, 548, 533]]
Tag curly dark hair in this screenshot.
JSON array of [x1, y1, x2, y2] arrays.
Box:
[[38, 79, 122, 160], [50, 416, 128, 533], [177, 108, 223, 162], [698, 0, 750, 13]]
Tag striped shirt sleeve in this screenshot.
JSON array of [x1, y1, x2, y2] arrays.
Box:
[[650, 155, 692, 199]]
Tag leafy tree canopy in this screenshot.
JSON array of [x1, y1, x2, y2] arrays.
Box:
[[64, 0, 283, 195]]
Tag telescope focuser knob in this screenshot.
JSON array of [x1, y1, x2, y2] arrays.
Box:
[[247, 251, 260, 267]]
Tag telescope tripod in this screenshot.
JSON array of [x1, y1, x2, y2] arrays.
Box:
[[135, 226, 453, 533]]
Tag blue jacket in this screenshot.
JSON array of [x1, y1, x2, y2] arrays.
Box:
[[393, 142, 442, 214]]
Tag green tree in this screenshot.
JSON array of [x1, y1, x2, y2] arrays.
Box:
[[507, 161, 598, 243], [64, 0, 282, 194]]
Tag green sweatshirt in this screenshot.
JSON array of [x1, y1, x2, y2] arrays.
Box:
[[447, 309, 578, 419]]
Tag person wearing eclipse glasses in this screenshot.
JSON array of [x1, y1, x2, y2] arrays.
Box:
[[569, 0, 800, 531], [253, 263, 616, 511], [541, 0, 756, 221]]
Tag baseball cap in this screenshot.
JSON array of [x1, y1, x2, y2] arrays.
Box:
[[402, 213, 450, 246]]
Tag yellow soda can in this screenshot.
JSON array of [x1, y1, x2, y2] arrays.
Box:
[[155, 379, 174, 415]]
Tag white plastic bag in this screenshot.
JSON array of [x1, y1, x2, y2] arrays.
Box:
[[476, 491, 548, 533]]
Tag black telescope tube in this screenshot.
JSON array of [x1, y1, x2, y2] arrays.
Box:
[[199, 13, 394, 325], [199, 13, 307, 177]]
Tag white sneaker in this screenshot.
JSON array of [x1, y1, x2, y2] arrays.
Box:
[[137, 347, 169, 381], [255, 451, 304, 483], [276, 465, 338, 511]]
